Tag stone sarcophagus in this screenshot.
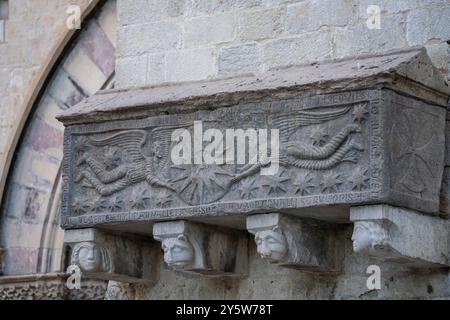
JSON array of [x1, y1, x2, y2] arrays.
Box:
[[57, 48, 450, 234]]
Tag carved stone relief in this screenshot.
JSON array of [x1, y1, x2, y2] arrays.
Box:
[[350, 205, 449, 267], [104, 281, 134, 300], [247, 213, 340, 272], [0, 273, 107, 300], [153, 220, 248, 277], [57, 50, 449, 231], [387, 91, 446, 211], [64, 229, 158, 284]]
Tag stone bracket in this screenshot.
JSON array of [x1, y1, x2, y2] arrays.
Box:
[[350, 205, 450, 267], [247, 213, 341, 273], [64, 229, 158, 284], [153, 220, 248, 277]]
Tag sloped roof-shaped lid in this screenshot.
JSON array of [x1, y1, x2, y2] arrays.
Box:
[[58, 47, 450, 125]]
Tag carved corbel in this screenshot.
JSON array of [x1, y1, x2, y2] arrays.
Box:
[[153, 221, 248, 277], [64, 229, 158, 284], [350, 205, 450, 267], [247, 213, 340, 272]]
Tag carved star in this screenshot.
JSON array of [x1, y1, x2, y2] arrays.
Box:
[[108, 196, 125, 212], [353, 104, 368, 124], [262, 171, 291, 195], [320, 172, 342, 193], [239, 179, 258, 200], [154, 189, 172, 208], [310, 127, 329, 146], [129, 189, 151, 210], [349, 168, 370, 191], [72, 199, 91, 215], [171, 164, 233, 204], [91, 197, 108, 213], [292, 172, 315, 196]]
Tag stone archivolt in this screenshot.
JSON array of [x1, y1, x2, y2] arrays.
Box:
[[56, 48, 450, 282]]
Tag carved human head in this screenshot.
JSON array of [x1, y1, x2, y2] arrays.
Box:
[[351, 221, 391, 254], [71, 242, 112, 273], [103, 146, 123, 170], [254, 227, 288, 263], [161, 234, 195, 269]]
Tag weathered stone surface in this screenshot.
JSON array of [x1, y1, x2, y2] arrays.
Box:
[[0, 273, 107, 300], [350, 205, 450, 267], [104, 281, 134, 300], [64, 229, 158, 284], [0, 19, 5, 43], [58, 49, 449, 231], [238, 7, 283, 41], [0, 247, 4, 275], [165, 48, 216, 82], [286, 0, 355, 34], [153, 220, 248, 277], [183, 13, 236, 48], [247, 213, 340, 272], [439, 167, 450, 217], [218, 44, 261, 76]]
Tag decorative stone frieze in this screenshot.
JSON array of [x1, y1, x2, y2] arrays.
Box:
[[57, 48, 450, 233], [64, 229, 158, 284], [153, 220, 248, 277], [247, 213, 340, 272], [350, 205, 449, 267], [104, 281, 134, 300], [0, 273, 107, 300]]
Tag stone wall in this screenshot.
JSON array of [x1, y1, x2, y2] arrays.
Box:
[[112, 0, 450, 300], [0, 0, 117, 276], [0, 0, 94, 171], [116, 0, 450, 89], [0, 0, 449, 300], [136, 226, 450, 300]]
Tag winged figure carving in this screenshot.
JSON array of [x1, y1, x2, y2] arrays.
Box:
[[274, 106, 363, 168], [234, 106, 364, 181], [75, 125, 188, 197]]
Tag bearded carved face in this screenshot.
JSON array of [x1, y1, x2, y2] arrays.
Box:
[[161, 235, 195, 269], [255, 229, 288, 263], [71, 242, 111, 273]]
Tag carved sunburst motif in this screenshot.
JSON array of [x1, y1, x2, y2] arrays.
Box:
[[130, 188, 151, 210], [154, 189, 172, 208], [171, 164, 234, 205], [262, 170, 290, 195], [72, 199, 91, 215], [292, 172, 315, 195], [239, 179, 258, 200], [108, 195, 125, 212], [320, 172, 342, 193], [352, 103, 368, 124], [91, 197, 108, 213], [349, 168, 369, 191]]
